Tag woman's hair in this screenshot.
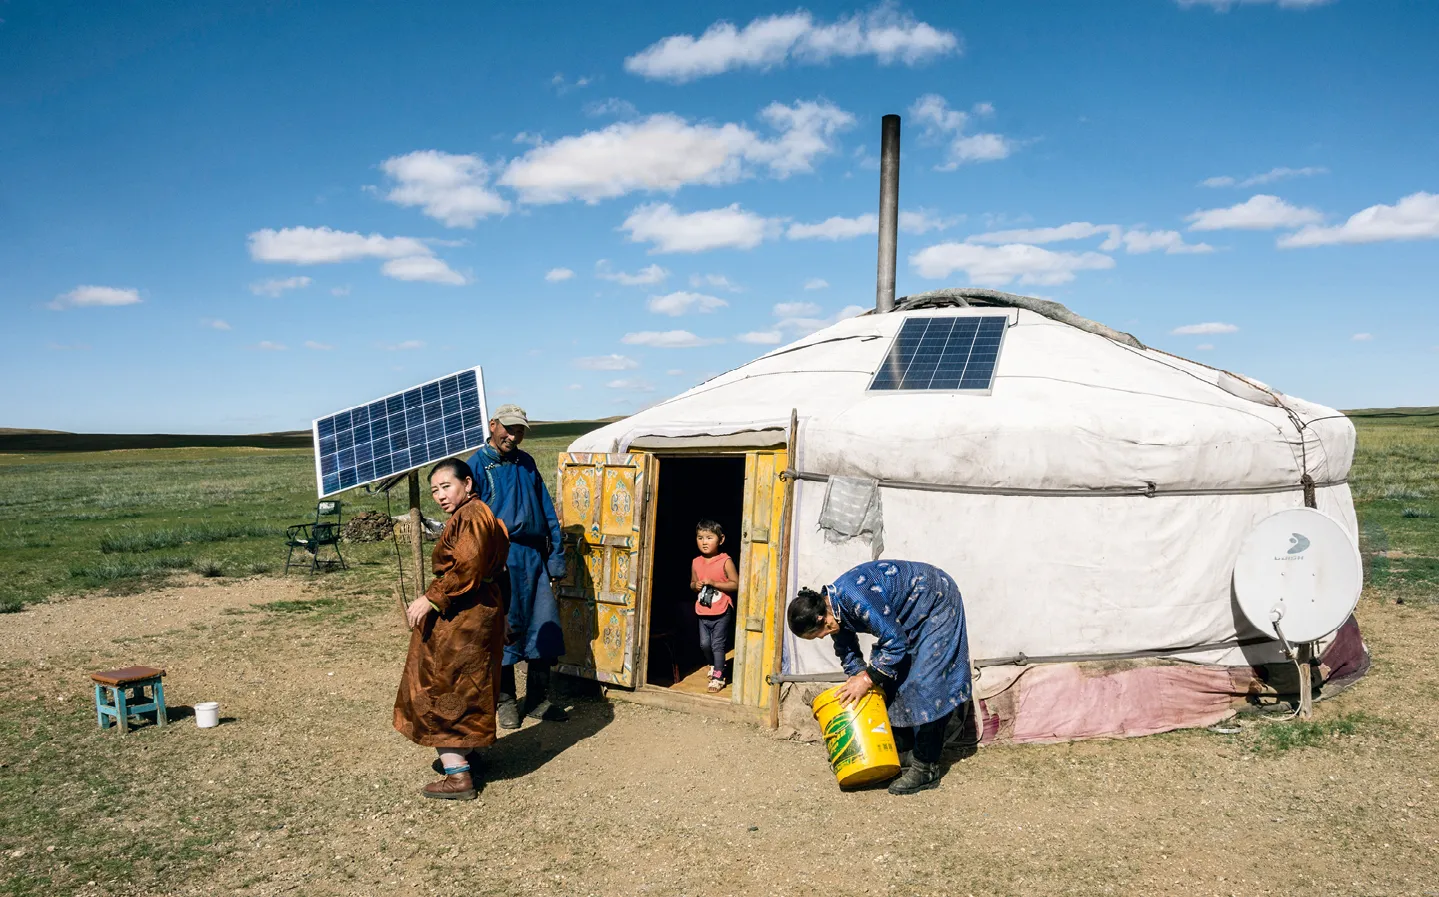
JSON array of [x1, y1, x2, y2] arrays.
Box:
[[695, 519, 724, 537], [429, 457, 475, 486], [786, 587, 829, 637]]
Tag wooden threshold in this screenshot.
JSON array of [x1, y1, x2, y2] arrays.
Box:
[[602, 683, 767, 726]]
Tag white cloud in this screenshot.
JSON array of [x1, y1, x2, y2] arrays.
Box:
[[1177, 0, 1335, 9], [775, 303, 869, 337], [383, 340, 426, 351], [584, 97, 640, 119], [737, 330, 784, 345], [1278, 192, 1439, 248], [498, 100, 853, 204], [551, 72, 593, 94], [255, 341, 287, 351], [803, 277, 829, 290], [666, 369, 685, 376], [967, 222, 1116, 245], [605, 378, 655, 391], [621, 203, 775, 253], [248, 226, 432, 263], [773, 301, 822, 318], [545, 267, 576, 282], [689, 273, 742, 291], [910, 94, 1014, 169], [47, 285, 141, 310], [1351, 332, 1374, 342], [330, 285, 351, 297], [1117, 229, 1215, 255], [622, 330, 724, 348], [788, 213, 877, 240], [647, 290, 729, 316], [596, 260, 670, 285], [513, 131, 544, 147], [304, 340, 334, 350], [380, 256, 467, 285], [1171, 322, 1239, 335], [567, 383, 584, 390], [201, 318, 231, 330], [624, 6, 958, 83], [968, 222, 1209, 254], [249, 275, 312, 297], [1186, 194, 1323, 231], [1194, 343, 1215, 351], [378, 150, 510, 227], [575, 354, 640, 371], [910, 242, 1115, 285], [786, 207, 959, 241], [1200, 166, 1327, 189]]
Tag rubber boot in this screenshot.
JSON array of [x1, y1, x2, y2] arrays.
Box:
[[524, 662, 569, 722], [887, 759, 942, 795]]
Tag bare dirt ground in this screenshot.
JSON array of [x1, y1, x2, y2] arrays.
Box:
[[3, 577, 1437, 897]]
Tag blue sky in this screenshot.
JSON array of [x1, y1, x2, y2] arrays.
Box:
[[2, 0, 1436, 433]]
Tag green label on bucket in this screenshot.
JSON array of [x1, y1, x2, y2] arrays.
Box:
[[822, 710, 863, 773]]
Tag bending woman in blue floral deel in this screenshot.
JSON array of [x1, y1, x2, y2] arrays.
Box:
[[788, 559, 972, 795]]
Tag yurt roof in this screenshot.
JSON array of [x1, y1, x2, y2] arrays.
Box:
[[571, 290, 1354, 493]]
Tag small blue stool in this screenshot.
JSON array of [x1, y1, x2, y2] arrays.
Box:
[[91, 666, 167, 733]]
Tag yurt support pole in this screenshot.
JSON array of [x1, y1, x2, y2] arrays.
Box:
[[765, 634, 1282, 684], [768, 409, 799, 728], [875, 114, 900, 314], [780, 469, 1346, 500], [407, 470, 425, 597]]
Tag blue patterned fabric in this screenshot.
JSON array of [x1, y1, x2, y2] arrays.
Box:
[[468, 444, 567, 662], [826, 560, 972, 728]]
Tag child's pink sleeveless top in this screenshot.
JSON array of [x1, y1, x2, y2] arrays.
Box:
[[692, 553, 733, 616]]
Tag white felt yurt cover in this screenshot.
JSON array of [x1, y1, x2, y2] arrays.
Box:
[[571, 297, 1363, 729]]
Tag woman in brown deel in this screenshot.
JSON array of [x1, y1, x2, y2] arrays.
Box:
[[394, 458, 510, 800]]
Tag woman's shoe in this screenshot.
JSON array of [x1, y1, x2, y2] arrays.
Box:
[[887, 760, 941, 795], [706, 675, 725, 693], [422, 770, 477, 800]]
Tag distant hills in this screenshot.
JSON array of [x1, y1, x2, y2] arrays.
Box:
[[0, 418, 620, 453]]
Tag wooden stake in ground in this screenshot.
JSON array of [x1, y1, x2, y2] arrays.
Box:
[[1297, 642, 1314, 718], [408, 470, 425, 599]]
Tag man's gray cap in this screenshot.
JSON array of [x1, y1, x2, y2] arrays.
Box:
[[492, 403, 529, 427]]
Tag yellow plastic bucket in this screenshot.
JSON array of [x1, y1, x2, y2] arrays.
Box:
[[811, 685, 901, 788]]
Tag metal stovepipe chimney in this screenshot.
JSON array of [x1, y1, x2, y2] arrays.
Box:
[[875, 113, 901, 314]]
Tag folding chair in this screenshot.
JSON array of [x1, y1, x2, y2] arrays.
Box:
[[284, 500, 347, 574]]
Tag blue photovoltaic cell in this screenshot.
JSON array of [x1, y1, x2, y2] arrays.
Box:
[[312, 368, 486, 497], [869, 316, 1007, 392]]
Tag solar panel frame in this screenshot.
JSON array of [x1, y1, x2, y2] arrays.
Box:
[[868, 314, 1010, 394], [311, 366, 488, 498]]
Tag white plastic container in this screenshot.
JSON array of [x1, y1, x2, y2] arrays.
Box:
[[194, 701, 220, 728]]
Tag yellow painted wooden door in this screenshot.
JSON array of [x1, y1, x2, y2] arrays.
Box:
[[553, 452, 650, 688], [732, 449, 788, 707]]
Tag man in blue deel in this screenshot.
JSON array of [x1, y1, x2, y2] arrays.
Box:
[[468, 404, 568, 728]]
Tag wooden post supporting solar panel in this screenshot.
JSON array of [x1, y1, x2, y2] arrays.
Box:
[[408, 470, 425, 597]]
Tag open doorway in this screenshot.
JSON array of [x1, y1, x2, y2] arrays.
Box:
[[645, 456, 746, 698]]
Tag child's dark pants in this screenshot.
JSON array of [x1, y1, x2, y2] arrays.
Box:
[[697, 611, 731, 674]]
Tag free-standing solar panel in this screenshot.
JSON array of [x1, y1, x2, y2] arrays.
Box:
[[312, 367, 487, 498], [868, 315, 1008, 393]]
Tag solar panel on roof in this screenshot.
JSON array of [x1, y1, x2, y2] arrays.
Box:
[[312, 367, 487, 498], [868, 315, 1008, 393]]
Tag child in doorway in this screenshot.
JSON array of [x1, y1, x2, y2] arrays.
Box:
[[691, 519, 740, 693]]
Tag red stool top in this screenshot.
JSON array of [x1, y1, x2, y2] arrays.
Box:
[[90, 666, 165, 686]]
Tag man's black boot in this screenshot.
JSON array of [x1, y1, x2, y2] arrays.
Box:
[[497, 693, 521, 729], [524, 662, 569, 722]]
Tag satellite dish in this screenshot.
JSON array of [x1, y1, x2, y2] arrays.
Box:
[[1233, 508, 1362, 644]]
